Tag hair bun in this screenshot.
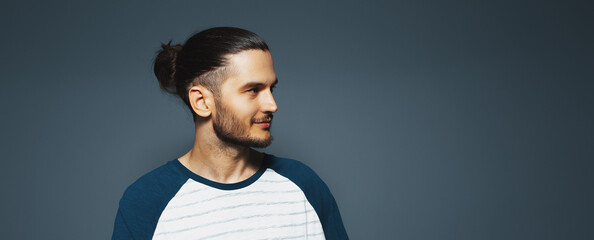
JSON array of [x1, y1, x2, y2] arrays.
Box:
[[154, 41, 183, 94]]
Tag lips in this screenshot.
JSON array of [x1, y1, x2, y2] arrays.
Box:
[[254, 122, 271, 128], [253, 115, 273, 128]]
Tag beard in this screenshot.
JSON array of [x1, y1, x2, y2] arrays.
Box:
[[212, 99, 273, 148]]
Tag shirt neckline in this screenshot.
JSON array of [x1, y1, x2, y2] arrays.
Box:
[[171, 153, 272, 191]]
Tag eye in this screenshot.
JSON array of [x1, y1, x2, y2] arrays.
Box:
[[246, 88, 258, 94]]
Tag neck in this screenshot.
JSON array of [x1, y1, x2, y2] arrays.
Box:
[[178, 121, 263, 184]]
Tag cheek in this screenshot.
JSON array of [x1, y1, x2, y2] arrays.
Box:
[[228, 100, 258, 121]]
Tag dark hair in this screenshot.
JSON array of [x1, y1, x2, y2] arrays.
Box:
[[154, 27, 269, 119]]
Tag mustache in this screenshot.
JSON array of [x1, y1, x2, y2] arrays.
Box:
[[252, 114, 274, 123]]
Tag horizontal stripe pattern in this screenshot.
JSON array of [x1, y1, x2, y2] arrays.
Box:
[[197, 220, 322, 240], [169, 189, 303, 209], [155, 210, 315, 235], [160, 200, 304, 223], [254, 231, 325, 240], [153, 168, 324, 240]]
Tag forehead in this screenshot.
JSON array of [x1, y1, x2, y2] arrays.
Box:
[[224, 50, 277, 87]]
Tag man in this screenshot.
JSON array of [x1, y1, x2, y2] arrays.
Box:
[[112, 27, 348, 239]]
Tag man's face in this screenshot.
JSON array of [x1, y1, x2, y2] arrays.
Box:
[[212, 50, 278, 148]]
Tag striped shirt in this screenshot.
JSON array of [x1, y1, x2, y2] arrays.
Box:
[[112, 154, 348, 240]]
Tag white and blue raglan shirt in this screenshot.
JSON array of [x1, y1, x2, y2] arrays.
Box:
[[112, 154, 349, 240]]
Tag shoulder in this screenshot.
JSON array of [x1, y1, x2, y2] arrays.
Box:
[[267, 155, 318, 177], [114, 160, 189, 239], [265, 154, 350, 239], [119, 160, 188, 207], [265, 155, 331, 206], [266, 155, 325, 190]]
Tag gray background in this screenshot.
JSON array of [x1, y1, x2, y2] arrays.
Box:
[[1, 0, 592, 239]]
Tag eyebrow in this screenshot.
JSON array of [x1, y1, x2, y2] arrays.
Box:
[[240, 78, 278, 89]]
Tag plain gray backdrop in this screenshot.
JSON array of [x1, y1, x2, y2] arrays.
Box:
[[1, 0, 592, 239]]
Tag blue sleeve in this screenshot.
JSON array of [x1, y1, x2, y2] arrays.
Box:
[[311, 176, 348, 239], [268, 156, 349, 240], [112, 209, 133, 239], [111, 161, 188, 240]]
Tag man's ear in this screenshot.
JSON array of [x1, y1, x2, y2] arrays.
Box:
[[188, 85, 214, 117]]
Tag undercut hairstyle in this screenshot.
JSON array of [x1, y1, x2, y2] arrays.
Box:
[[153, 27, 269, 120]]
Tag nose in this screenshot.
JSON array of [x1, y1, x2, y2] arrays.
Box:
[[262, 90, 278, 113]]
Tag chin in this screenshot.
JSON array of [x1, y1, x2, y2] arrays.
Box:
[[251, 135, 274, 148], [252, 135, 271, 143]]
